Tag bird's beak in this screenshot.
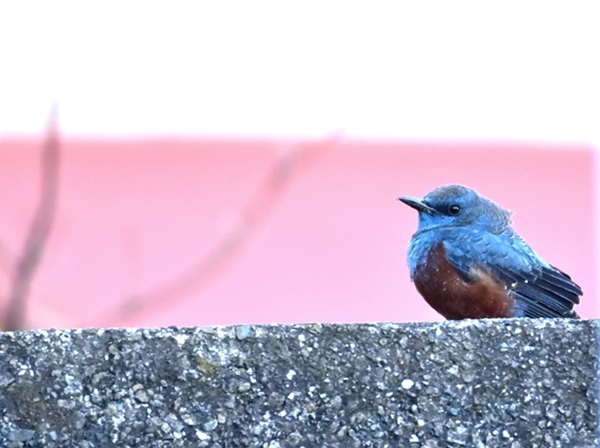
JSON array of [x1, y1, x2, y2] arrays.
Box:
[[398, 196, 436, 215]]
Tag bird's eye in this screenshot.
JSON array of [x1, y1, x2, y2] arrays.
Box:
[[448, 204, 461, 215]]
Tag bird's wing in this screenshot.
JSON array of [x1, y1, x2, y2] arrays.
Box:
[[444, 231, 582, 318]]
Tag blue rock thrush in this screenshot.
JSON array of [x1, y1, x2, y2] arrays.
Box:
[[399, 184, 582, 319]]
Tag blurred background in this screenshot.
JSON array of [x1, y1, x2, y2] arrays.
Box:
[[0, 2, 598, 330]]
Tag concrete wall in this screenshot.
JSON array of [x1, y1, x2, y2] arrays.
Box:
[[0, 319, 597, 447]]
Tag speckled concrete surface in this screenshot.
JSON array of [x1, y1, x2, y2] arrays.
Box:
[[0, 319, 597, 447]]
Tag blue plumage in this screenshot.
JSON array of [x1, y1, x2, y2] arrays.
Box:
[[399, 184, 581, 319]]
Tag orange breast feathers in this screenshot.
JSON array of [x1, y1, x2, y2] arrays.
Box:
[[413, 243, 515, 319]]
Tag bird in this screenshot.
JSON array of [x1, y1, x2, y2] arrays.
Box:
[[399, 184, 582, 319]]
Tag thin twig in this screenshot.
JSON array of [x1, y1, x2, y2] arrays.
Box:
[[2, 107, 60, 331], [104, 135, 338, 325]]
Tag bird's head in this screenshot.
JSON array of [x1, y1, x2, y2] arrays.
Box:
[[399, 184, 511, 233]]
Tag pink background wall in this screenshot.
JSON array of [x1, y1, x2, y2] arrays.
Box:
[[0, 137, 596, 329]]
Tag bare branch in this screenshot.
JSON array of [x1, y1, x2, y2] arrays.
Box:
[[2, 107, 60, 331], [104, 135, 338, 325]]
